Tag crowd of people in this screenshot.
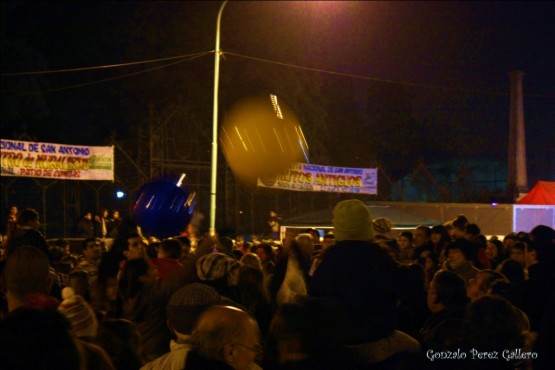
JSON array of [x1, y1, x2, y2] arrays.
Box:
[[74, 209, 124, 239], [0, 200, 554, 370]]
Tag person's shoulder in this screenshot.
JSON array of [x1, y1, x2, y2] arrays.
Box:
[[140, 342, 190, 370], [184, 350, 235, 370], [150, 257, 184, 271], [22, 230, 48, 248], [75, 258, 88, 267], [332, 240, 386, 252], [25, 228, 45, 238], [78, 339, 116, 370], [319, 240, 388, 263], [332, 239, 377, 247]]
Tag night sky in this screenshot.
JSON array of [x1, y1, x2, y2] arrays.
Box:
[[2, 1, 554, 183]]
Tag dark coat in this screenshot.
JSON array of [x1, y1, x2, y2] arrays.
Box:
[[309, 240, 400, 344], [76, 218, 94, 238], [7, 227, 51, 261], [183, 351, 234, 370]]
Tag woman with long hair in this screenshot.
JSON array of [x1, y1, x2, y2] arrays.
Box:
[[271, 234, 313, 308], [430, 224, 451, 266], [486, 238, 505, 270]]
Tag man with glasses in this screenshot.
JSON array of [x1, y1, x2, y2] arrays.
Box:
[[466, 269, 509, 302], [184, 305, 262, 370]]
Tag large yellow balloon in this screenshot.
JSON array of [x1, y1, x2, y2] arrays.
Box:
[[220, 94, 309, 183]]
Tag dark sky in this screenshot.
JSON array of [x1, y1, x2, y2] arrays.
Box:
[[228, 1, 554, 90], [2, 1, 554, 181]]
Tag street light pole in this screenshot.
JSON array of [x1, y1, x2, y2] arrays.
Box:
[[210, 1, 228, 236]]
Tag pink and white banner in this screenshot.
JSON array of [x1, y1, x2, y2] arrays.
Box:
[[1, 139, 114, 181]]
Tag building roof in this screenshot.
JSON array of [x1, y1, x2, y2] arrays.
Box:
[[281, 202, 439, 229]]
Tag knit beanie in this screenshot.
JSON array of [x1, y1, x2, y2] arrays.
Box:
[[332, 199, 374, 241], [167, 283, 222, 334], [58, 287, 98, 339], [196, 253, 240, 281], [372, 217, 394, 236]]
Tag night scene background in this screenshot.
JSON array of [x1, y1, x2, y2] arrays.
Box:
[[1, 1, 554, 236]]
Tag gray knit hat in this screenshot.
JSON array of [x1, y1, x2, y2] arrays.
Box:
[[167, 283, 222, 334], [372, 217, 394, 236], [196, 253, 240, 281]]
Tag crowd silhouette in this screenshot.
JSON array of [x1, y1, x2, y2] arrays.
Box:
[[1, 201, 554, 370]]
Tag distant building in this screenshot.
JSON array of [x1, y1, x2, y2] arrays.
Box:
[[391, 159, 507, 203]]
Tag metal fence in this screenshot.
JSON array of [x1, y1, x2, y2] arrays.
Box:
[[1, 164, 509, 239], [0, 177, 131, 238], [0, 166, 390, 239], [1, 132, 508, 239]]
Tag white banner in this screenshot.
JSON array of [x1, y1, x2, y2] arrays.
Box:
[[1, 139, 114, 181], [258, 163, 377, 194]]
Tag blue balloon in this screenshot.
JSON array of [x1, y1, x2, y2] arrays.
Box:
[[132, 180, 195, 238]]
